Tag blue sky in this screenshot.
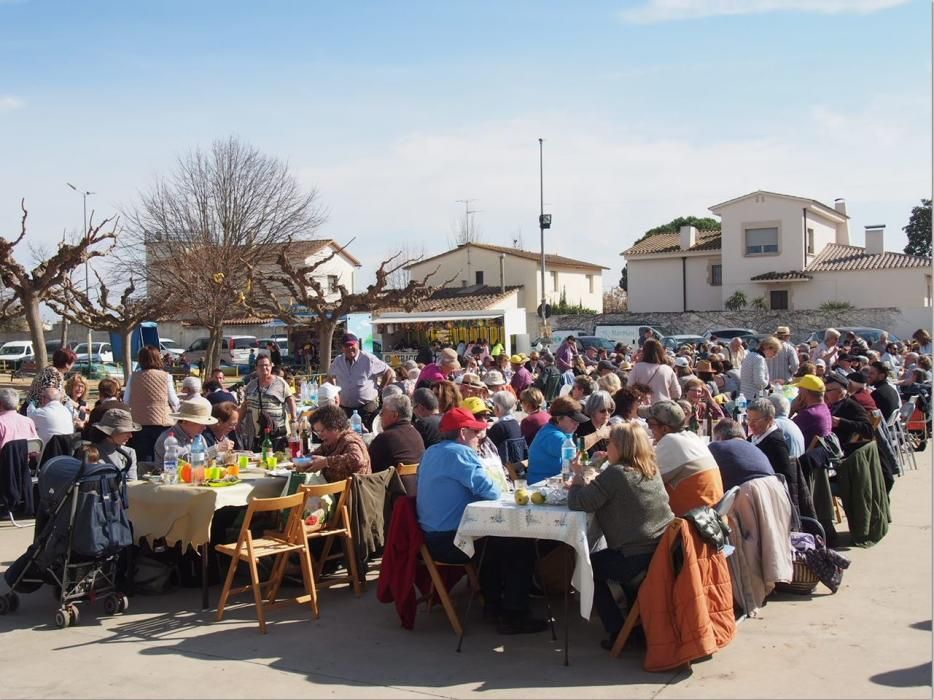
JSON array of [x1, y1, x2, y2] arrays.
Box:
[[1, 0, 930, 307]]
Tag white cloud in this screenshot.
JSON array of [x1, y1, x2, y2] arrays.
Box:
[[0, 95, 24, 113], [620, 0, 910, 24], [295, 94, 928, 288]]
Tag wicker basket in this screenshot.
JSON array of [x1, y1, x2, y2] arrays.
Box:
[[775, 559, 820, 595]]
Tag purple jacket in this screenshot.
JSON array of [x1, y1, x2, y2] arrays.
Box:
[[555, 341, 577, 372], [510, 366, 534, 394], [792, 402, 832, 449]]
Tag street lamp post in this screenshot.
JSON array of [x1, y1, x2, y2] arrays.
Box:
[[66, 182, 94, 375], [537, 138, 551, 335]]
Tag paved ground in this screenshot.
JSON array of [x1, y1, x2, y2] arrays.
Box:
[[0, 448, 931, 699]]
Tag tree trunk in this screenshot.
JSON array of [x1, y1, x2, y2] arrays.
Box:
[[205, 325, 224, 376], [24, 293, 48, 369], [317, 319, 338, 374], [121, 327, 134, 385]]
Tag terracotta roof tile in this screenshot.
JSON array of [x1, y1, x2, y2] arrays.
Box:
[[750, 271, 812, 281], [377, 285, 520, 314], [408, 243, 607, 271], [805, 244, 931, 273], [623, 230, 722, 256]]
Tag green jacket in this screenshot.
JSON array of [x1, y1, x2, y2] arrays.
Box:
[[837, 440, 891, 546]]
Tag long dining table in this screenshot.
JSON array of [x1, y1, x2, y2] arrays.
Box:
[[126, 468, 288, 609]]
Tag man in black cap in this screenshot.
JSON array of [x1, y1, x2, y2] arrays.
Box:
[[596, 359, 616, 378], [823, 373, 873, 452], [328, 332, 395, 430]]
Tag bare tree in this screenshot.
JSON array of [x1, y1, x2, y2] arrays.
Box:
[[47, 272, 178, 383], [248, 242, 447, 371], [0, 200, 116, 368], [385, 241, 425, 289], [122, 136, 326, 372]]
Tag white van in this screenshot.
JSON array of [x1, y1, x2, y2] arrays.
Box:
[[0, 340, 35, 370], [594, 324, 665, 349], [185, 335, 259, 366]]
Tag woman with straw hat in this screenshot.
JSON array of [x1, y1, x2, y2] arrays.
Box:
[[153, 398, 218, 466]]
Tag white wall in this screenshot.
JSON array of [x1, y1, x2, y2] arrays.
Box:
[[408, 245, 603, 338], [796, 269, 932, 310], [685, 256, 723, 311], [627, 258, 684, 312]]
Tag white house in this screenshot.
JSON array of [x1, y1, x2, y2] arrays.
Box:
[[623, 190, 932, 321], [406, 242, 607, 337]]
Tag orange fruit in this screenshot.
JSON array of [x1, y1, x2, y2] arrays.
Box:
[[179, 463, 192, 484]]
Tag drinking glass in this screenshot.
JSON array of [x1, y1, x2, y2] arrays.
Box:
[[238, 454, 250, 471], [266, 456, 278, 470]]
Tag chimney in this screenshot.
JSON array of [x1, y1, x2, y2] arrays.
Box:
[[864, 225, 885, 256], [834, 198, 850, 246], [679, 225, 697, 251]]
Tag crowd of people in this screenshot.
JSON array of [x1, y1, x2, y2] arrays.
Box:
[[0, 324, 929, 647]]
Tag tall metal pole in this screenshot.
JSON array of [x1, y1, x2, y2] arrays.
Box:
[[83, 192, 92, 374], [538, 138, 547, 332]]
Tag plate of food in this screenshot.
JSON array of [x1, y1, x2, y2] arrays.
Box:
[[206, 477, 242, 488]]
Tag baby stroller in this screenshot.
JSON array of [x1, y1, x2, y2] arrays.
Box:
[[0, 456, 133, 628]]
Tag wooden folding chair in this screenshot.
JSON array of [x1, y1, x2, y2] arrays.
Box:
[[215, 491, 319, 634], [417, 544, 481, 638], [396, 462, 419, 496], [300, 478, 363, 597], [611, 518, 684, 657]]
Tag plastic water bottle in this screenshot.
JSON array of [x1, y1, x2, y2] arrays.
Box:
[[351, 409, 363, 434], [163, 431, 179, 484], [309, 380, 319, 407], [560, 436, 576, 481], [190, 433, 206, 470], [299, 380, 308, 403], [734, 393, 747, 421]]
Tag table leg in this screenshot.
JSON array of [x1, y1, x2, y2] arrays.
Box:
[[201, 541, 210, 610], [456, 540, 488, 653], [563, 548, 569, 667]]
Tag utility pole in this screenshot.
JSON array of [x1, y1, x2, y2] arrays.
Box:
[[538, 138, 552, 335], [67, 182, 94, 374]]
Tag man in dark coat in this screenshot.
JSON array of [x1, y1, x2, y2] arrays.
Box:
[[867, 361, 900, 420], [824, 373, 873, 454], [368, 394, 425, 473]]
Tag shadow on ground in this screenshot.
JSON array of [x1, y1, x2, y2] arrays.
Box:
[[870, 663, 932, 688]]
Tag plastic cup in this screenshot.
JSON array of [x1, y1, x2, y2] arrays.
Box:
[[193, 466, 205, 484], [238, 454, 249, 471], [228, 463, 240, 478], [266, 456, 278, 470]]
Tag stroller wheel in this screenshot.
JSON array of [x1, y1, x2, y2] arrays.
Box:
[[0, 592, 17, 615], [67, 604, 80, 626], [55, 608, 70, 628], [118, 596, 129, 613], [104, 595, 122, 616]]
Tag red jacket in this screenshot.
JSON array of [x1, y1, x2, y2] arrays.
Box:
[[376, 496, 462, 629]]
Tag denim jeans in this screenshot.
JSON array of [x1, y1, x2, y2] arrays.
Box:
[[591, 548, 654, 638]]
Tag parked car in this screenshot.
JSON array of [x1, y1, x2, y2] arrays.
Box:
[[0, 340, 35, 370], [44, 340, 79, 356], [663, 334, 707, 351], [805, 327, 899, 347], [574, 336, 618, 353], [159, 338, 186, 359], [704, 328, 757, 342], [594, 324, 666, 350], [73, 342, 114, 364], [737, 333, 773, 351], [184, 335, 259, 366], [257, 336, 290, 360]]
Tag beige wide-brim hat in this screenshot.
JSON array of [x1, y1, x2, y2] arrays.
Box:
[[169, 398, 218, 425], [96, 408, 142, 435]]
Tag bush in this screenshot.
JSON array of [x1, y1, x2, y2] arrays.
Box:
[[818, 300, 856, 313], [725, 291, 747, 311]]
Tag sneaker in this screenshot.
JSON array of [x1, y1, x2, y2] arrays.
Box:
[[497, 616, 549, 635]]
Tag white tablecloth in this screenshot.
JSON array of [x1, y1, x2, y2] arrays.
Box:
[[454, 497, 594, 619]]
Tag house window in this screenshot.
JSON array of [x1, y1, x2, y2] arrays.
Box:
[[710, 264, 722, 286], [475, 270, 484, 285], [327, 275, 339, 293], [770, 290, 789, 310], [807, 228, 815, 255], [587, 274, 594, 294], [745, 227, 779, 256], [551, 271, 558, 290]]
